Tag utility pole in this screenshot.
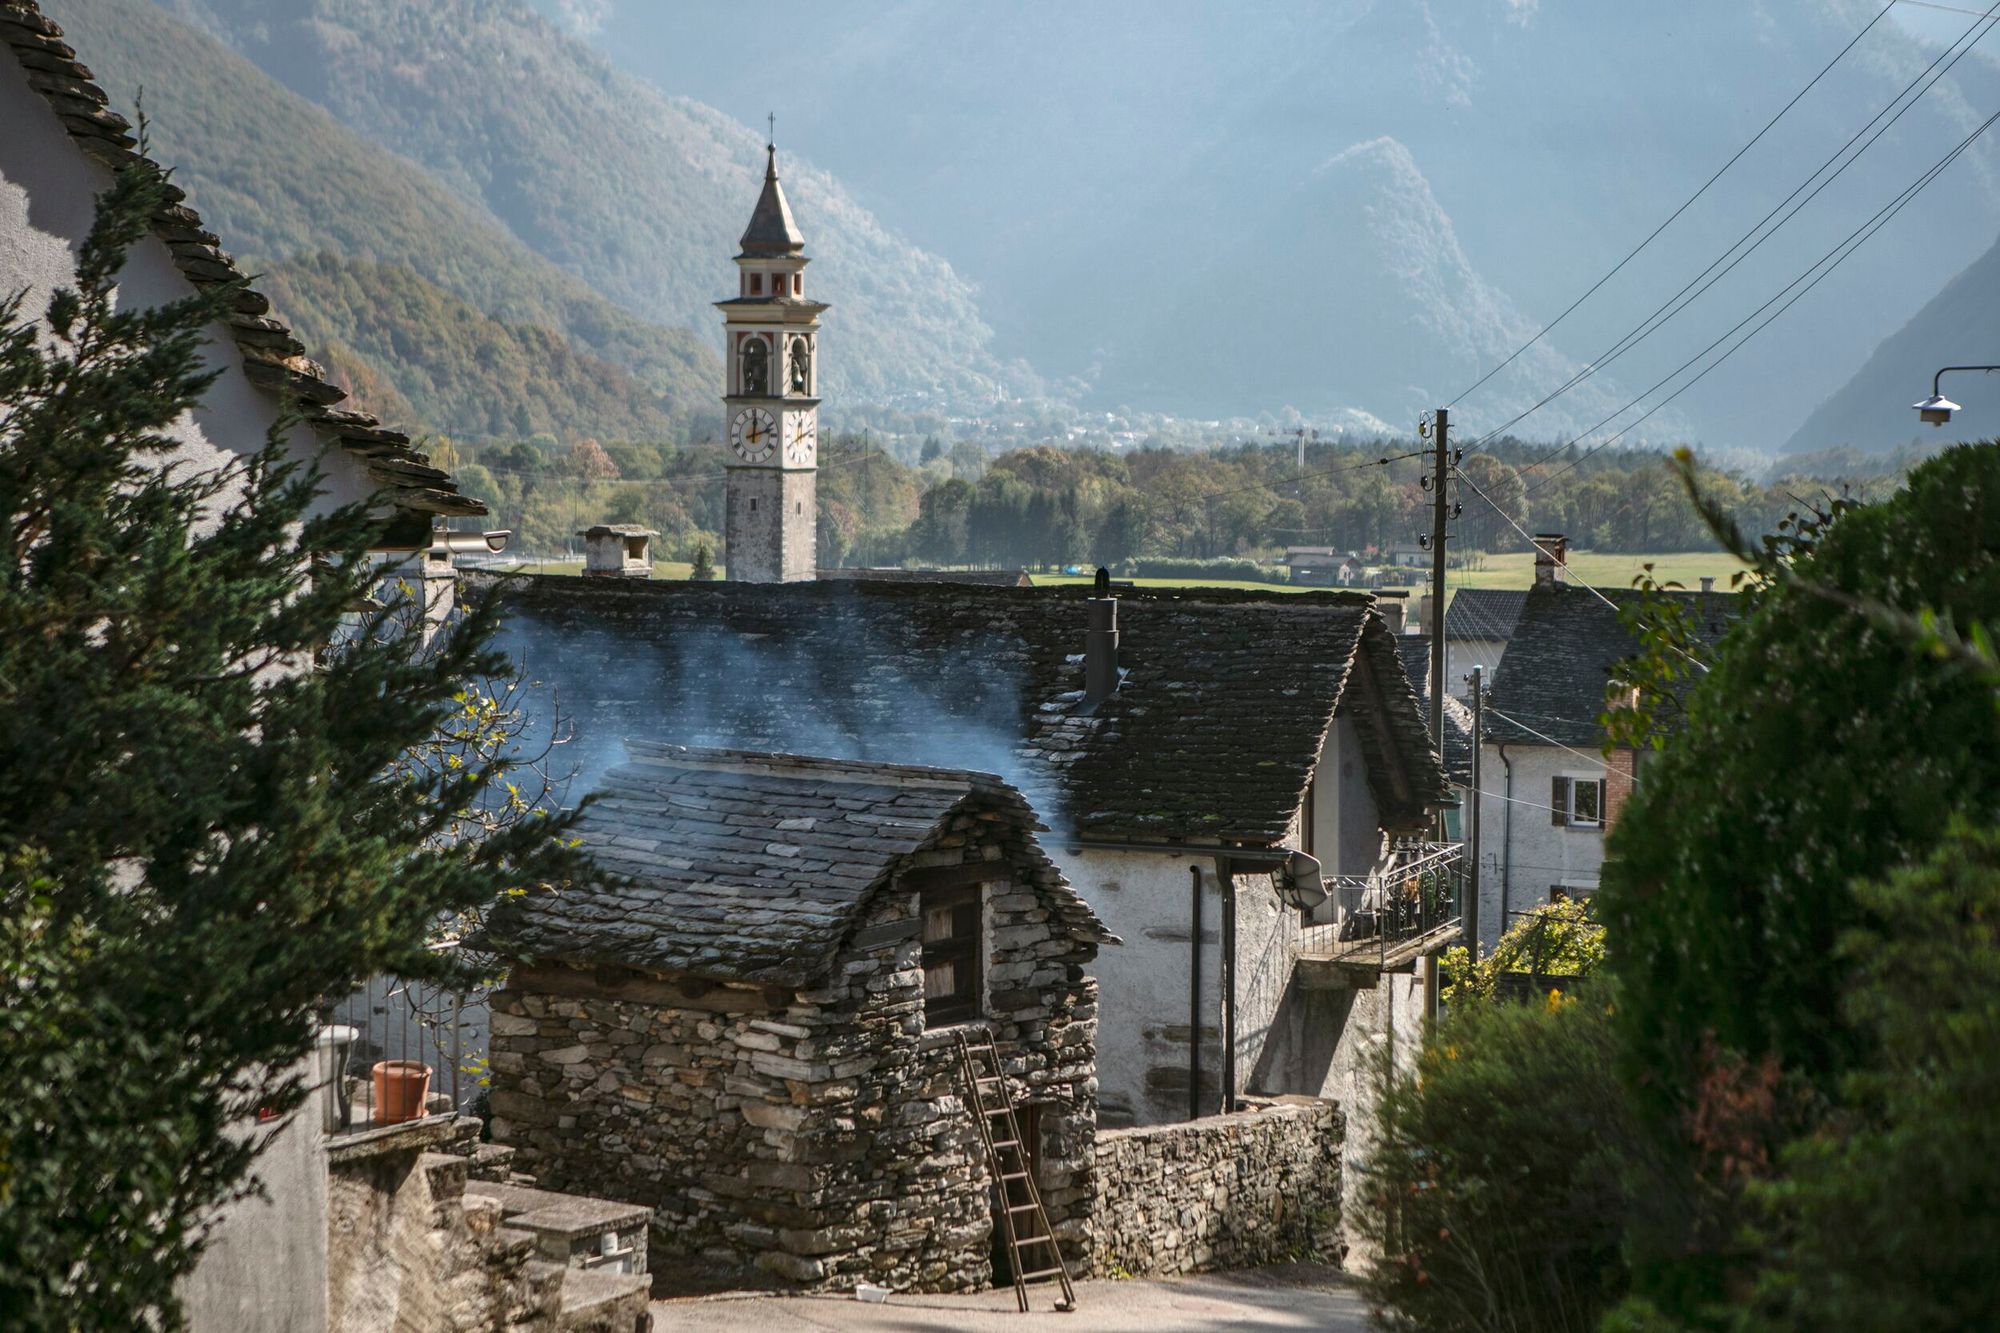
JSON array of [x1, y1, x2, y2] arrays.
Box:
[[1425, 408, 1453, 763], [1467, 664, 1482, 956]]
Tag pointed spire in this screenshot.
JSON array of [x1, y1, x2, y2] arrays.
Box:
[[738, 141, 805, 258]]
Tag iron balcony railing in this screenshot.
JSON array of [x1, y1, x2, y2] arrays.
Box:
[[317, 948, 487, 1139], [1298, 839, 1464, 971]]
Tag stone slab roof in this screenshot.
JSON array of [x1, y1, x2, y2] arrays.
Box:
[[0, 2, 483, 522], [1444, 588, 1528, 642], [817, 567, 1032, 587], [1393, 636, 1474, 784], [483, 744, 1109, 984], [480, 576, 1450, 843], [1485, 583, 1738, 748]]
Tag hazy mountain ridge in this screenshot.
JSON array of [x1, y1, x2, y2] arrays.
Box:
[[44, 0, 717, 439], [571, 0, 2000, 447], [157, 0, 1035, 410], [1783, 226, 2000, 453], [1099, 135, 1685, 442]]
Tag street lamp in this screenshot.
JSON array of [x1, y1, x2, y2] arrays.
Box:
[[1914, 365, 2000, 427]]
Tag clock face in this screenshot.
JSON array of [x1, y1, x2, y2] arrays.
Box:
[[729, 407, 777, 463], [783, 412, 817, 467]]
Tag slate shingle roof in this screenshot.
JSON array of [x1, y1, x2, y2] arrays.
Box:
[[484, 744, 1109, 983], [1393, 635, 1474, 784], [0, 2, 484, 521], [1443, 589, 1528, 642], [1485, 583, 1739, 747], [480, 576, 1450, 844], [818, 567, 1032, 587]]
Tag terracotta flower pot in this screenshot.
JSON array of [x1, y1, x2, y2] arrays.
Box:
[[371, 1059, 433, 1125]]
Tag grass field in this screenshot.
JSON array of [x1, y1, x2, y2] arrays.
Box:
[[1442, 550, 1747, 591], [501, 551, 1747, 597]]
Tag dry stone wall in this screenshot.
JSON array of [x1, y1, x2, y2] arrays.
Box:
[[1086, 1098, 1344, 1278], [489, 812, 1098, 1295]]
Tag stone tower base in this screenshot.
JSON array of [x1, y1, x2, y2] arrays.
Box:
[[724, 466, 815, 582]]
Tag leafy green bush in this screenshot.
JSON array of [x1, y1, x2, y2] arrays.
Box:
[[1357, 992, 1643, 1333], [1440, 897, 1606, 1007], [1746, 825, 2000, 1331], [1598, 443, 2000, 1318]]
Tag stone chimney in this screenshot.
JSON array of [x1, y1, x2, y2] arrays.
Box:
[[1084, 567, 1120, 707], [1417, 592, 1435, 639], [1374, 590, 1408, 636], [1533, 534, 1569, 588], [579, 524, 658, 578]]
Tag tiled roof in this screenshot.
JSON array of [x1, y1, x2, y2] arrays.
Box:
[[483, 744, 1109, 983], [1443, 588, 1528, 642], [1485, 583, 1739, 748], [0, 2, 484, 521], [480, 576, 1451, 844]]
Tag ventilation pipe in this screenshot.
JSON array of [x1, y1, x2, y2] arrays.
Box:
[[1084, 567, 1120, 706]]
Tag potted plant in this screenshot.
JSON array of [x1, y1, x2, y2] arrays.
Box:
[[371, 1059, 433, 1125]]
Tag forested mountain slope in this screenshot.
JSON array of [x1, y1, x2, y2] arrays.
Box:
[[1784, 227, 2000, 454], [43, 0, 715, 440], [152, 0, 1032, 410]]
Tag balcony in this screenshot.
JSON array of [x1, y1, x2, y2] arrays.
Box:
[[1296, 841, 1463, 987], [317, 957, 485, 1141]]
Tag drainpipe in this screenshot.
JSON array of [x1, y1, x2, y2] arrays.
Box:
[[1497, 742, 1514, 941], [1188, 865, 1203, 1123], [1215, 856, 1237, 1116]]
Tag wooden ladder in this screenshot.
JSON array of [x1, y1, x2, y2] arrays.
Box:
[[953, 1030, 1077, 1314]]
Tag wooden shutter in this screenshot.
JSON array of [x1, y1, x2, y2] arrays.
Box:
[[1551, 776, 1570, 826], [921, 884, 981, 1026]]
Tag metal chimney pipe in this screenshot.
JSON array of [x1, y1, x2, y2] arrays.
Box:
[[1085, 566, 1119, 706]]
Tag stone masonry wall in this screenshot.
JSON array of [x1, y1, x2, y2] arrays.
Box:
[[489, 809, 1098, 1295], [1085, 1097, 1343, 1278]]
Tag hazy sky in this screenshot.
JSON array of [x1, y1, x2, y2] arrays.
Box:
[[532, 1, 2000, 447]]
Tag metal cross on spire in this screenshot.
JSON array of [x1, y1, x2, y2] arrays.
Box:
[[768, 112, 776, 147]]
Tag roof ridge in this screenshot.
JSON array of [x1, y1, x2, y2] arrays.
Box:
[[621, 740, 1003, 792], [0, 1, 483, 521]]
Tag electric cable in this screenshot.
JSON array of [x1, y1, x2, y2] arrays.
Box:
[[1471, 0, 1999, 456], [1447, 0, 1900, 410]]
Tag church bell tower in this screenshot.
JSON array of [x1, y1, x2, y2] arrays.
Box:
[[718, 140, 825, 583]]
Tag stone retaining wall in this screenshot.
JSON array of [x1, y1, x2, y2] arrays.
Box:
[[1086, 1097, 1343, 1278]]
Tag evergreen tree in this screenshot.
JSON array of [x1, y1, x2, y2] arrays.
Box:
[[0, 158, 581, 1328], [690, 541, 717, 580]]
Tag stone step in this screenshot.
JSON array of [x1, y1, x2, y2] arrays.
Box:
[[464, 1179, 653, 1275], [420, 1151, 469, 1205], [464, 1141, 517, 1182], [556, 1267, 653, 1333]]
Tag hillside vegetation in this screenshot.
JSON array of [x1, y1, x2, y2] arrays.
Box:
[[44, 0, 717, 439], [155, 0, 1030, 410]]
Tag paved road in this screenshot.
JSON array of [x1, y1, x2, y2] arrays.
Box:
[[648, 1263, 1372, 1332]]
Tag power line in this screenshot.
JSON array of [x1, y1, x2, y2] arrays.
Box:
[[1447, 0, 1900, 410], [1488, 708, 1637, 780], [1472, 0, 1999, 457], [1527, 101, 2000, 493]]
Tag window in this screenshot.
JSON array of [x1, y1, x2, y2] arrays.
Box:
[[921, 884, 982, 1025], [792, 273, 802, 296], [749, 273, 763, 295], [1551, 776, 1607, 829]]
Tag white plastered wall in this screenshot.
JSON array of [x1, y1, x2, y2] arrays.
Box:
[[1474, 741, 1607, 951], [0, 57, 374, 520]]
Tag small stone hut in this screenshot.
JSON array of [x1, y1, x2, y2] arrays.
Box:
[[482, 743, 1113, 1294]]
